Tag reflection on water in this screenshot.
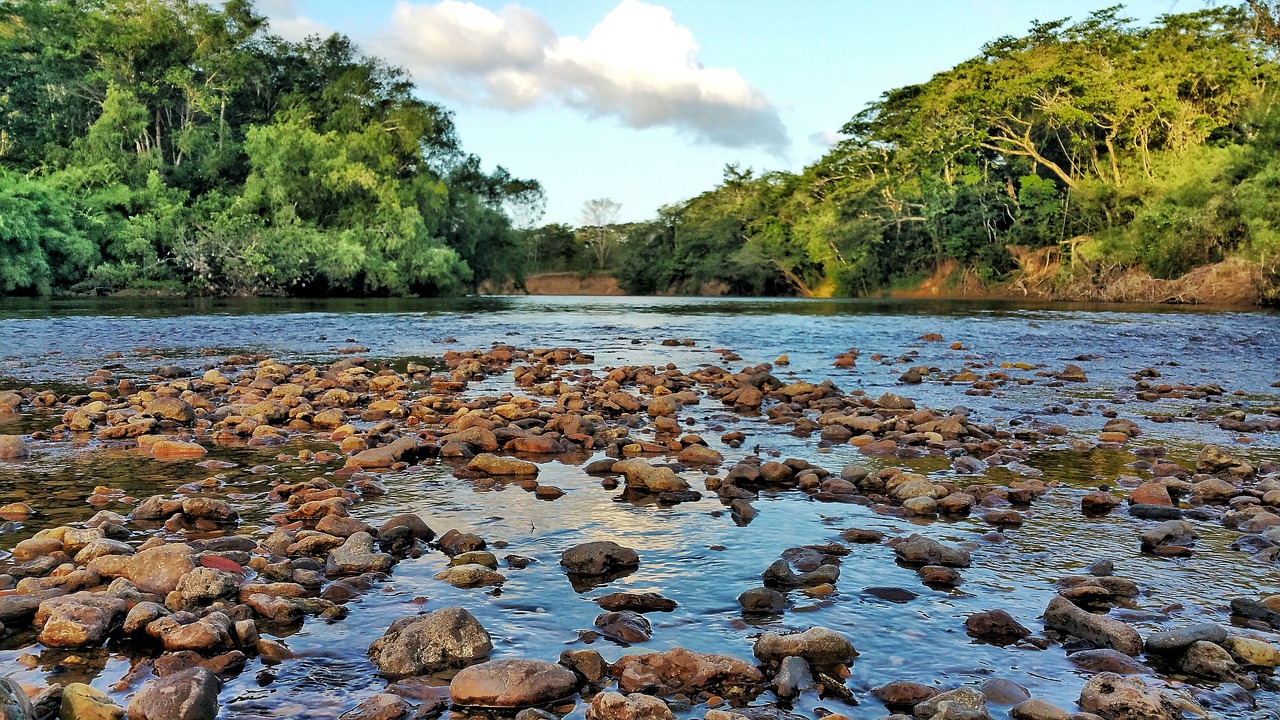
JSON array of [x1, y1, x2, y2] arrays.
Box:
[[0, 296, 1278, 719]]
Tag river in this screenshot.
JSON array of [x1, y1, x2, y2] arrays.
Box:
[[0, 296, 1277, 719]]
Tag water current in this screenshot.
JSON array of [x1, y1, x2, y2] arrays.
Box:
[[0, 296, 1277, 719]]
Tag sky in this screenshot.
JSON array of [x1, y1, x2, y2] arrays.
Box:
[[257, 0, 1206, 225]]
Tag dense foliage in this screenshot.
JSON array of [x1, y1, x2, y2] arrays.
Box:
[[613, 6, 1280, 297], [0, 0, 539, 296]]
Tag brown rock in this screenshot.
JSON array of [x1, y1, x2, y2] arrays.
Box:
[[0, 435, 30, 460], [1129, 483, 1172, 507], [468, 453, 539, 476], [449, 659, 579, 707], [612, 647, 763, 696], [585, 692, 673, 720], [151, 440, 207, 459], [1077, 673, 1174, 720], [89, 543, 194, 594]]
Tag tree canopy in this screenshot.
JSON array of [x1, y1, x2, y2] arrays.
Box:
[[614, 5, 1280, 298], [0, 0, 540, 296]]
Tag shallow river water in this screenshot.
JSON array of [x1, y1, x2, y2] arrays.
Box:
[[0, 296, 1278, 720]]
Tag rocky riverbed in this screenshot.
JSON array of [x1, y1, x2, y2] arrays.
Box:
[[0, 297, 1278, 720]]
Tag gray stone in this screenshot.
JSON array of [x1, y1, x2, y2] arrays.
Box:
[[1144, 624, 1227, 654], [771, 656, 814, 701], [1043, 597, 1143, 656], [127, 667, 220, 720], [367, 607, 492, 676]]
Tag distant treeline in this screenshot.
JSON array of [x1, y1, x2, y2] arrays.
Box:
[[0, 0, 541, 296], [600, 5, 1280, 300]]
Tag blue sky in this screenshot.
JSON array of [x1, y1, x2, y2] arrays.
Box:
[[261, 0, 1204, 225]]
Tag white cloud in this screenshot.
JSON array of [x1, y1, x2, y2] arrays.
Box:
[[808, 129, 843, 148], [382, 0, 789, 153], [257, 0, 331, 42]]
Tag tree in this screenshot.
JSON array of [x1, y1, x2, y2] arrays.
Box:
[[580, 198, 622, 270]]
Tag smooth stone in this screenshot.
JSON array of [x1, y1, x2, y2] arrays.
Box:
[[60, 682, 124, 720], [449, 658, 579, 707], [753, 626, 858, 666], [560, 541, 639, 576], [1144, 624, 1227, 654]]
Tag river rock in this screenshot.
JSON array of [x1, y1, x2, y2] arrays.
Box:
[[74, 538, 134, 564], [127, 667, 220, 720], [151, 440, 207, 459], [174, 567, 240, 608], [965, 609, 1031, 642], [1223, 635, 1280, 667], [1139, 521, 1195, 552], [1043, 597, 1143, 656], [0, 677, 35, 720], [0, 435, 30, 460], [872, 681, 940, 709], [596, 592, 678, 612], [468, 453, 539, 476], [1068, 649, 1150, 675], [1128, 504, 1182, 520], [145, 397, 196, 423], [367, 607, 492, 676], [338, 694, 411, 720], [738, 587, 787, 613], [594, 610, 651, 643], [1197, 445, 1250, 475], [1192, 477, 1237, 503], [434, 564, 504, 588], [761, 558, 839, 587], [1179, 640, 1238, 679], [59, 682, 124, 720], [326, 532, 394, 577], [1144, 624, 1226, 654], [612, 647, 763, 696], [35, 592, 127, 648], [1009, 699, 1071, 720], [611, 459, 690, 493], [913, 686, 991, 720], [753, 626, 857, 666], [772, 655, 814, 701], [560, 541, 639, 576], [449, 658, 579, 707], [585, 692, 673, 720], [124, 602, 170, 634], [378, 513, 435, 542], [1129, 483, 1172, 507], [180, 497, 237, 522], [1077, 673, 1174, 720], [88, 542, 194, 594], [892, 534, 971, 567]]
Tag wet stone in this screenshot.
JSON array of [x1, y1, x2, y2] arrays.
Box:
[[449, 658, 579, 708], [367, 606, 492, 676]]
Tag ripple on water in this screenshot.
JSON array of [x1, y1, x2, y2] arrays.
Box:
[[0, 296, 1278, 719]]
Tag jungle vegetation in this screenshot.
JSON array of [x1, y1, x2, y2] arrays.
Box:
[[0, 0, 541, 296], [611, 5, 1280, 298]]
